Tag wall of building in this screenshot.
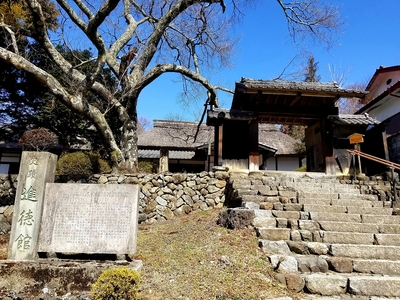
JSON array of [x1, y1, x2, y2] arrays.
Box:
[[388, 133, 400, 165], [265, 156, 300, 171]]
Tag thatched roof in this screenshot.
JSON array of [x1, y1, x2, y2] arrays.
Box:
[[258, 124, 299, 155], [138, 120, 300, 156], [138, 120, 213, 150]]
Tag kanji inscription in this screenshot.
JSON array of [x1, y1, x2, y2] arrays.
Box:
[[38, 184, 139, 254]]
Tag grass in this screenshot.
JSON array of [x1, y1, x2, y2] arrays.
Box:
[[134, 208, 300, 300]]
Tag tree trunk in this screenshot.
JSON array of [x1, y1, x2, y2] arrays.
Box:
[[114, 96, 139, 173]]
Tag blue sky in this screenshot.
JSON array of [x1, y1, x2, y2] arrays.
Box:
[[137, 0, 400, 123]]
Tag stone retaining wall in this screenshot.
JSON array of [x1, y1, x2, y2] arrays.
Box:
[[0, 171, 229, 235], [0, 171, 397, 236]]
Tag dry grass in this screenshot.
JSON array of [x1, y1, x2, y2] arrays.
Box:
[[134, 208, 298, 300]]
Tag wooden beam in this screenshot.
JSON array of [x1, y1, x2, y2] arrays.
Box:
[[289, 92, 302, 106]]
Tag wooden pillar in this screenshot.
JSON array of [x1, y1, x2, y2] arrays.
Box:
[[214, 112, 224, 166], [248, 119, 259, 171], [382, 130, 390, 161], [159, 148, 169, 173], [321, 117, 335, 175]]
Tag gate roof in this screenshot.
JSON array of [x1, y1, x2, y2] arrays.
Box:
[[231, 78, 367, 126]]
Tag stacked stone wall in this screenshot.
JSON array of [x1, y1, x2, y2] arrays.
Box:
[[0, 171, 228, 235], [0, 171, 398, 236]]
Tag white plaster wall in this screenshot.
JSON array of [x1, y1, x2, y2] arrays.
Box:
[[365, 97, 400, 122], [368, 71, 400, 99], [266, 157, 300, 171]]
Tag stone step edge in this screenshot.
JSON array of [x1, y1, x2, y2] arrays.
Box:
[[300, 273, 400, 297]]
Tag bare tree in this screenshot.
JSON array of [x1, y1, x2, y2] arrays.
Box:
[[336, 82, 368, 114], [0, 0, 342, 172], [137, 116, 152, 134]]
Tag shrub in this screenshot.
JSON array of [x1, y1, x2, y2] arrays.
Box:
[[56, 151, 92, 176], [18, 128, 58, 151], [294, 165, 307, 172], [91, 267, 140, 300], [56, 151, 112, 176], [138, 161, 158, 173]]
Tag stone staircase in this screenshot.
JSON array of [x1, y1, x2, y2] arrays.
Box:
[[223, 171, 400, 298]]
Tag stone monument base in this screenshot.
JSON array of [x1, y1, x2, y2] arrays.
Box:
[[0, 259, 142, 298]]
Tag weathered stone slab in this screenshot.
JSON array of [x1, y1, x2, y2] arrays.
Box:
[[362, 215, 400, 225], [269, 255, 298, 273], [375, 234, 400, 246], [283, 203, 302, 211], [349, 276, 400, 297], [297, 199, 331, 205], [347, 207, 392, 215], [379, 224, 400, 234], [253, 209, 273, 218], [296, 255, 329, 273], [298, 192, 338, 200], [331, 199, 379, 207], [38, 183, 139, 255], [303, 204, 347, 213], [298, 220, 319, 231], [8, 152, 58, 260], [321, 232, 374, 245], [310, 212, 361, 223], [330, 244, 400, 260], [257, 228, 290, 241], [259, 240, 291, 255], [339, 194, 379, 201], [353, 259, 400, 276], [252, 217, 276, 228], [318, 221, 378, 233], [303, 273, 348, 296], [325, 257, 353, 273], [272, 211, 300, 219]]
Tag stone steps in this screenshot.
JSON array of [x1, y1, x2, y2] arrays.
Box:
[[302, 273, 400, 297], [227, 172, 400, 297]]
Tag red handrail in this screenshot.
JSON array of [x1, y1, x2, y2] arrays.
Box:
[[346, 149, 400, 171]]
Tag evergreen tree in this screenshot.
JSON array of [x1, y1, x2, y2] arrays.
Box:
[[304, 54, 321, 82]]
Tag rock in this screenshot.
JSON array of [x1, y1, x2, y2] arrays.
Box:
[[307, 242, 328, 255], [304, 273, 347, 296], [242, 202, 260, 210], [252, 217, 276, 228], [287, 241, 309, 255], [216, 208, 255, 229], [259, 240, 291, 255], [276, 273, 305, 293], [259, 202, 274, 210], [326, 257, 353, 273], [269, 255, 298, 273], [296, 255, 328, 273], [278, 255, 298, 273]]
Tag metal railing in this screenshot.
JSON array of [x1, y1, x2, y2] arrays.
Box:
[[347, 149, 400, 201]]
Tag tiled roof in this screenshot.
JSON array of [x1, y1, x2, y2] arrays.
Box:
[[139, 149, 196, 160], [237, 78, 367, 97], [328, 114, 381, 125]]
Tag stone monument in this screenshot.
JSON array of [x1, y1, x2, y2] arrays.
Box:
[[8, 151, 58, 260], [38, 183, 139, 255]]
